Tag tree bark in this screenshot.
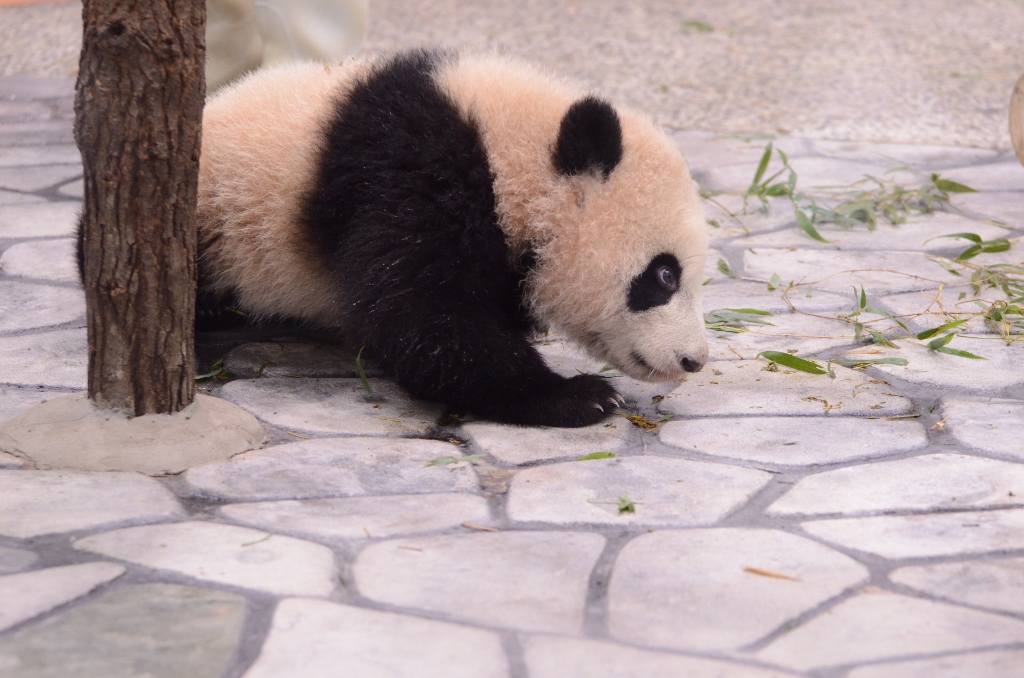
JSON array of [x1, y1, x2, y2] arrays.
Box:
[[75, 0, 205, 416]]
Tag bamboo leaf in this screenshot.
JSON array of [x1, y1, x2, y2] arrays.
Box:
[[866, 328, 897, 348], [578, 452, 616, 461], [757, 351, 827, 375], [795, 209, 829, 243], [933, 177, 978, 194], [750, 143, 773, 191], [833, 357, 909, 367], [916, 318, 967, 340], [933, 346, 986, 359], [927, 333, 956, 350]]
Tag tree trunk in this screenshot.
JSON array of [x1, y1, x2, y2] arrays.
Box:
[[75, 0, 205, 416]]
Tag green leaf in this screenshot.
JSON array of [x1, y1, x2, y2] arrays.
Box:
[[931, 257, 962, 276], [866, 328, 897, 348], [355, 346, 372, 395], [795, 209, 829, 243], [764, 183, 789, 197], [756, 351, 827, 375], [933, 177, 978, 194], [933, 346, 986, 359], [768, 273, 782, 291], [750, 143, 773, 191], [863, 307, 910, 333], [717, 258, 733, 277], [720, 308, 773, 316], [916, 318, 967, 340], [683, 20, 714, 32], [427, 454, 484, 467], [929, 232, 983, 244], [577, 452, 616, 461], [618, 494, 636, 514], [927, 333, 956, 350], [859, 286, 867, 310], [833, 357, 909, 367]]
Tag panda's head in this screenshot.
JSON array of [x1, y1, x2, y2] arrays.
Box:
[[526, 96, 709, 382]]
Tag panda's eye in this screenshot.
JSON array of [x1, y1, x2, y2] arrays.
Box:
[[628, 253, 682, 312], [657, 266, 676, 289]]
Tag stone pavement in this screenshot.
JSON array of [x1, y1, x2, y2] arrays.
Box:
[[1, 75, 1024, 678]]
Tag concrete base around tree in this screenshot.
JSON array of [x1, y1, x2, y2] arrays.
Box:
[[0, 394, 265, 474]]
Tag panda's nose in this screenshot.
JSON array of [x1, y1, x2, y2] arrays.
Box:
[[679, 356, 705, 373]]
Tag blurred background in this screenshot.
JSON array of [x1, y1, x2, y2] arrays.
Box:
[[1, 0, 1022, 149]]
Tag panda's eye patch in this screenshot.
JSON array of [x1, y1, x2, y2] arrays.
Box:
[[628, 253, 681, 312]]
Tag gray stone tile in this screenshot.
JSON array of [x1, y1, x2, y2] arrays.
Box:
[[355, 531, 604, 633], [0, 77, 75, 100], [75, 521, 338, 596], [658, 360, 913, 417], [0, 201, 79, 238], [0, 281, 83, 332], [735, 212, 1008, 254], [462, 420, 630, 465], [0, 470, 184, 538], [0, 164, 81, 192], [802, 509, 1024, 558], [0, 101, 53, 123], [951, 190, 1024, 228], [756, 589, 1024, 671], [0, 328, 87, 388], [848, 650, 1024, 678], [183, 437, 479, 501], [879, 285, 1006, 335], [218, 377, 441, 436], [220, 493, 493, 541], [810, 139, 1001, 170], [223, 341, 383, 379], [0, 237, 77, 282], [768, 454, 1024, 516], [700, 157, 902, 194], [0, 546, 38, 575], [705, 247, 729, 281], [0, 562, 125, 632], [707, 312, 855, 362], [703, 281, 850, 315], [941, 397, 1024, 461], [506, 456, 770, 527], [0, 121, 75, 147], [608, 528, 868, 652], [867, 337, 1024, 395], [743, 248, 960, 293], [939, 161, 1024, 192], [0, 583, 245, 678], [661, 416, 928, 467], [674, 131, 814, 173], [702, 194, 798, 241], [0, 451, 24, 468], [891, 557, 1024, 615], [244, 599, 508, 678], [0, 145, 80, 168], [56, 178, 82, 198], [0, 385, 50, 426], [523, 635, 796, 678], [0, 189, 44, 206]]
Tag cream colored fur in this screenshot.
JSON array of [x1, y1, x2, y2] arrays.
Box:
[[198, 53, 708, 380]]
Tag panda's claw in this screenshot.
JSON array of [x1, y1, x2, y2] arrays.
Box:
[[594, 403, 605, 412]]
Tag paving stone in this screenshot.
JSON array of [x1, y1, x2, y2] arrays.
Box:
[[890, 557, 1024, 615], [522, 635, 796, 678], [0, 189, 44, 206], [810, 139, 1001, 170], [743, 248, 960, 293], [0, 451, 25, 468], [705, 247, 729, 281], [75, 521, 337, 596], [0, 238, 77, 282], [756, 589, 1024, 671], [769, 454, 1024, 516], [735, 212, 1008, 254], [220, 493, 493, 541], [355, 531, 604, 633], [56, 178, 82, 198], [0, 583, 245, 678], [941, 397, 1024, 461], [702, 194, 798, 241], [0, 470, 184, 538], [608, 528, 868, 652], [463, 419, 631, 465], [867, 337, 1024, 395], [0, 386, 49, 426], [223, 341, 383, 379], [0, 101, 52, 124], [848, 650, 1024, 678], [0, 562, 125, 632], [707, 311, 855, 362], [506, 456, 770, 527], [703, 281, 850, 315], [0, 281, 83, 333], [939, 161, 1024, 192], [879, 285, 1005, 335], [0, 164, 81, 192], [244, 598, 508, 678], [675, 131, 814, 173], [218, 377, 441, 436], [658, 360, 913, 417], [661, 416, 928, 467], [0, 546, 38, 575], [0, 121, 75, 147], [951, 190, 1024, 227], [0, 201, 79, 237], [0, 145, 80, 168], [185, 437, 478, 501], [700, 157, 900, 194], [0, 328, 85, 388], [802, 509, 1024, 558]]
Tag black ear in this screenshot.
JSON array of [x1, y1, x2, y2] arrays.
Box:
[[553, 96, 623, 179]]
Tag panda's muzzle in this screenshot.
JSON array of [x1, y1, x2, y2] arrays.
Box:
[[679, 355, 705, 373]]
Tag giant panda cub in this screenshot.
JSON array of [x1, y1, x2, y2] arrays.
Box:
[[197, 50, 709, 428]]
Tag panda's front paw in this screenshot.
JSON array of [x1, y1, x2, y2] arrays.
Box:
[[494, 374, 621, 428]]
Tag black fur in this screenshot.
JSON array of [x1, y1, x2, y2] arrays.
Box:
[[627, 253, 681, 312], [553, 96, 623, 179], [300, 51, 618, 427]]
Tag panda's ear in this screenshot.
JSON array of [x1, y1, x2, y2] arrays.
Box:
[[553, 96, 623, 179]]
